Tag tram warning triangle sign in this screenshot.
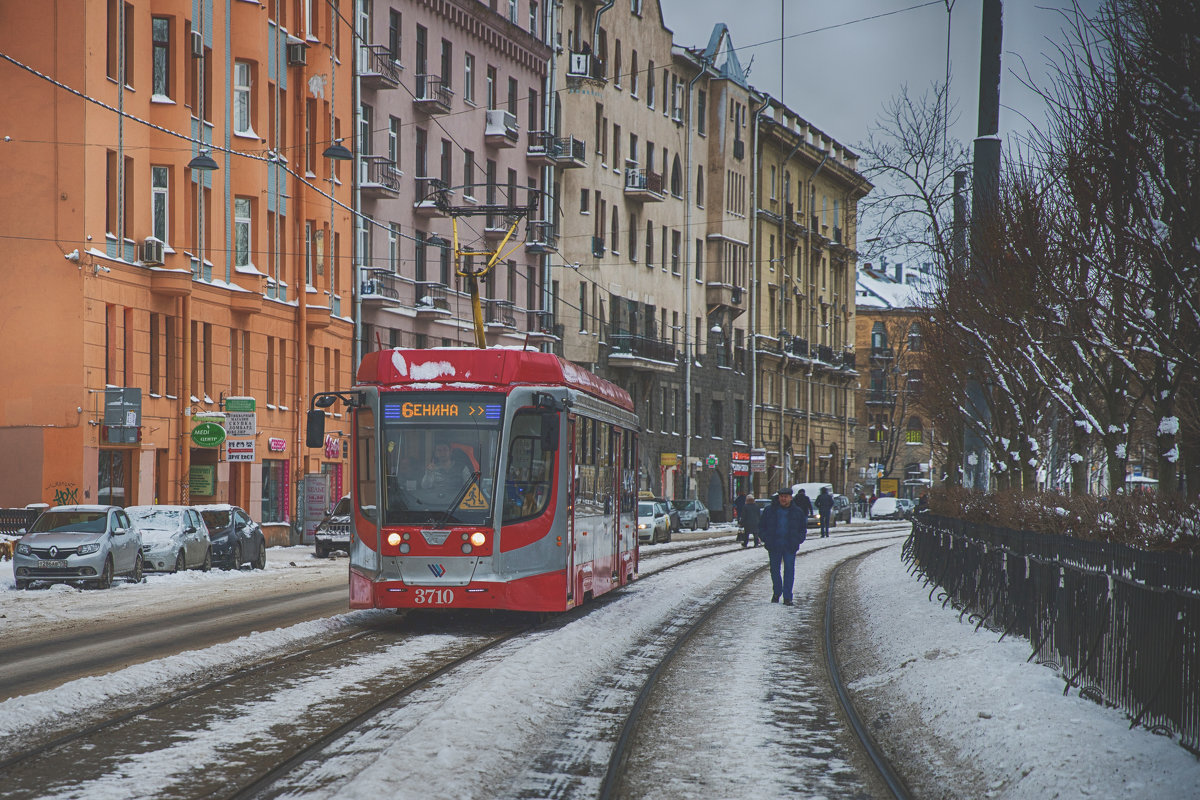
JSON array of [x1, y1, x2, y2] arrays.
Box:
[[459, 483, 489, 511]]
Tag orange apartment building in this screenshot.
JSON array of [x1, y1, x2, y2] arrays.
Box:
[[0, 0, 354, 540]]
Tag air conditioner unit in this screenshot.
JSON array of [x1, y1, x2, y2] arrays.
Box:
[[190, 30, 204, 58], [141, 237, 165, 266], [287, 40, 308, 67]]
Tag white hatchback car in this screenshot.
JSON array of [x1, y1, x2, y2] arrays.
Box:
[[127, 505, 213, 572]]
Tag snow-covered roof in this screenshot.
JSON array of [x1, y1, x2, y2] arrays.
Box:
[[855, 266, 931, 310]]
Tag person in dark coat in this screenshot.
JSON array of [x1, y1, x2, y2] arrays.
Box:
[[795, 488, 813, 518], [758, 486, 807, 604], [739, 494, 761, 547], [734, 491, 747, 526], [814, 486, 834, 538]]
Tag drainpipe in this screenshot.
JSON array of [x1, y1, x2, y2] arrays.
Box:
[[682, 53, 709, 500], [804, 150, 829, 481], [352, 5, 363, 369], [749, 94, 769, 492], [591, 1, 615, 56], [542, 0, 559, 350]]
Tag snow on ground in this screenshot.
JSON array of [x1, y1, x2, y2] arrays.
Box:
[[846, 544, 1200, 799]]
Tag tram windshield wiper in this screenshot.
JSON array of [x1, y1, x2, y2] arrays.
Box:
[[430, 471, 481, 530]]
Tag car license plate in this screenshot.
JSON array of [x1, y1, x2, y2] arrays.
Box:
[[37, 559, 68, 568]]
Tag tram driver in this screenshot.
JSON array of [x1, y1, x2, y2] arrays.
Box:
[[421, 440, 474, 494]]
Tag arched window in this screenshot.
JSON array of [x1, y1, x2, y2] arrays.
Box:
[[671, 154, 683, 197], [696, 166, 704, 206], [871, 321, 887, 350], [905, 416, 924, 444]]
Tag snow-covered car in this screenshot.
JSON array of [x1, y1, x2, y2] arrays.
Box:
[[195, 504, 267, 570], [637, 501, 671, 544], [869, 497, 904, 520], [13, 505, 143, 590], [670, 498, 710, 531], [896, 498, 916, 520], [832, 493, 852, 524], [127, 505, 212, 573], [314, 495, 352, 558]]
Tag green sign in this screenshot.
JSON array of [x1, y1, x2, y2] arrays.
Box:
[[191, 421, 227, 448], [225, 396, 257, 413], [190, 464, 216, 495]]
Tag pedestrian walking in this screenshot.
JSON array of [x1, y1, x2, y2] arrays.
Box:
[[758, 486, 807, 604], [814, 486, 834, 538], [734, 490, 747, 527], [739, 494, 761, 547], [795, 488, 813, 521]]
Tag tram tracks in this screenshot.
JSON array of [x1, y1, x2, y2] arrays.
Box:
[[0, 527, 913, 800]]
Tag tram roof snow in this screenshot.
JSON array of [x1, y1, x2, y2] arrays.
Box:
[[356, 348, 634, 412]]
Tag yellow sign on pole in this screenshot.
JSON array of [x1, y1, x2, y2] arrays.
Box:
[[660, 452, 678, 466], [879, 478, 900, 496]]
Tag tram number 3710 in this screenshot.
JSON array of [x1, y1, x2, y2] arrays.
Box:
[[414, 588, 455, 605]]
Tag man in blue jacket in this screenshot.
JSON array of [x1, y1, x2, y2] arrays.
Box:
[[758, 485, 807, 604]]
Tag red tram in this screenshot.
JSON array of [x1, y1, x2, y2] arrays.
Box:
[[306, 348, 640, 612]]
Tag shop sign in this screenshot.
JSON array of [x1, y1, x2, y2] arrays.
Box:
[[189, 464, 216, 495], [226, 438, 256, 462], [224, 396, 256, 413], [324, 435, 341, 459], [659, 452, 678, 466], [226, 412, 256, 437], [191, 421, 227, 448], [705, 454, 718, 468], [268, 437, 287, 452], [731, 451, 750, 476], [750, 448, 767, 473]]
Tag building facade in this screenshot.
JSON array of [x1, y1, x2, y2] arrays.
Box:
[[0, 0, 354, 539], [749, 99, 870, 496]]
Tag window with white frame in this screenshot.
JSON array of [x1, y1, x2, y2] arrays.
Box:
[[388, 116, 400, 164], [234, 197, 252, 266], [529, 2, 538, 37], [151, 166, 170, 244], [233, 61, 255, 136], [388, 223, 400, 272], [152, 17, 171, 99]]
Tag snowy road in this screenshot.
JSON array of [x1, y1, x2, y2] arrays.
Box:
[[0, 529, 912, 800]]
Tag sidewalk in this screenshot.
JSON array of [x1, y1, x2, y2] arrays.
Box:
[[834, 543, 1200, 799]]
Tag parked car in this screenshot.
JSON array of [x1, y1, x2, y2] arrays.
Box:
[[13, 505, 143, 589], [652, 497, 682, 532], [127, 505, 212, 573], [896, 498, 917, 520], [314, 495, 352, 558], [195, 504, 267, 570], [792, 482, 834, 528], [670, 498, 710, 531], [869, 496, 904, 520], [832, 493, 852, 525], [637, 500, 671, 544]]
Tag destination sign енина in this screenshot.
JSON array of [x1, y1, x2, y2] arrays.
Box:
[[384, 401, 502, 421]]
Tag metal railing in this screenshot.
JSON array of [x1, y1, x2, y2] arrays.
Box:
[[361, 155, 401, 192], [360, 270, 401, 301], [414, 74, 453, 108], [607, 332, 677, 363], [905, 515, 1200, 756]]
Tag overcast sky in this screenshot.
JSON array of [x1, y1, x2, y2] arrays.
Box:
[[657, 0, 1103, 160]]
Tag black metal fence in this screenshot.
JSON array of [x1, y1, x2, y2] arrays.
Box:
[[0, 508, 40, 535], [904, 514, 1200, 755]]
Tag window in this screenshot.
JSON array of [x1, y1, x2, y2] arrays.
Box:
[[697, 89, 706, 134], [262, 459, 289, 523], [579, 188, 589, 214], [507, 76, 518, 115], [906, 417, 924, 444], [462, 150, 475, 198], [646, 60, 655, 107], [613, 40, 622, 87], [234, 197, 252, 266], [529, 2, 538, 37], [388, 116, 400, 163], [464, 53, 475, 103], [152, 17, 171, 98], [908, 322, 923, 351], [151, 166, 170, 244], [486, 65, 497, 109], [671, 230, 680, 275], [440, 39, 453, 89], [871, 321, 887, 350], [233, 61, 255, 136], [630, 50, 638, 96], [388, 9, 402, 61], [389, 223, 400, 272], [502, 411, 555, 524]]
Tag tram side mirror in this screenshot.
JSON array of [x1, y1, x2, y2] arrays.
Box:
[[306, 409, 326, 448], [540, 412, 559, 452]]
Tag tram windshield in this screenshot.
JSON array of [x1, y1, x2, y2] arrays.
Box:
[[378, 392, 503, 525]]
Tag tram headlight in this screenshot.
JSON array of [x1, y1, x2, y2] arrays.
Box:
[[469, 531, 486, 548], [387, 532, 402, 547]]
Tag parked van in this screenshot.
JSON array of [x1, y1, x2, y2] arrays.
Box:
[[791, 482, 834, 528]]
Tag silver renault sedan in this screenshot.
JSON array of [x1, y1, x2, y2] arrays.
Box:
[[13, 505, 144, 589]]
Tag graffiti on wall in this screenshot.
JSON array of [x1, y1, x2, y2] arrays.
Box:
[[46, 482, 80, 506]]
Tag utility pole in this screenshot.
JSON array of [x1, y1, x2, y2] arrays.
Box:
[[963, 0, 1002, 491]]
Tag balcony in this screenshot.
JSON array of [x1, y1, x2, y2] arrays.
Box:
[[526, 310, 558, 339], [591, 236, 606, 258], [413, 176, 449, 217], [605, 332, 678, 374], [359, 44, 401, 90], [229, 272, 264, 314], [842, 350, 857, 370], [483, 212, 514, 241], [484, 109, 519, 147], [360, 269, 402, 308], [705, 282, 746, 318], [414, 281, 450, 314], [483, 298, 517, 329], [816, 344, 834, 363], [866, 389, 898, 405], [787, 336, 809, 358], [528, 131, 588, 168], [870, 346, 895, 362], [624, 164, 664, 202], [413, 74, 453, 115], [360, 155, 401, 198], [305, 303, 331, 329], [149, 267, 192, 297], [525, 220, 558, 253]]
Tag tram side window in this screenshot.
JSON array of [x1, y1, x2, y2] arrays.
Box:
[[596, 422, 612, 513], [357, 406, 377, 522], [620, 431, 637, 515], [503, 411, 554, 523]]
